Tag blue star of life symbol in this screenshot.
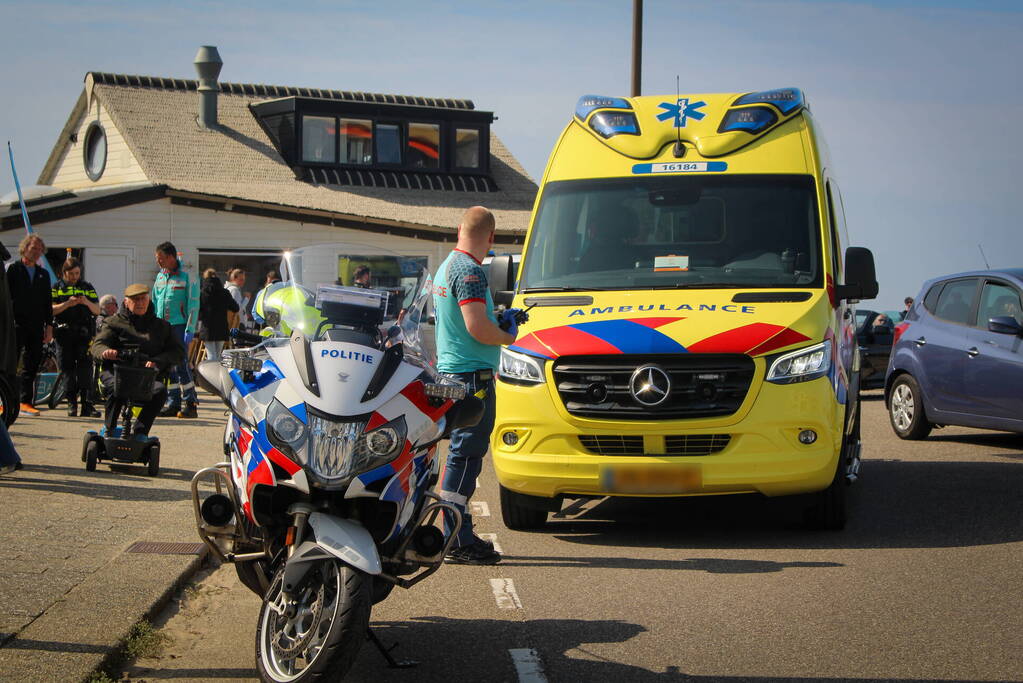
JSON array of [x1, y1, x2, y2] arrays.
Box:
[[657, 98, 707, 128]]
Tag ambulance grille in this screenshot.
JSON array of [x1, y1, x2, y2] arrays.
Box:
[[578, 434, 731, 456], [553, 354, 754, 420]]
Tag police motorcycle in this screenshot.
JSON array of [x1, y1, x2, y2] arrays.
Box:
[[191, 245, 482, 682]]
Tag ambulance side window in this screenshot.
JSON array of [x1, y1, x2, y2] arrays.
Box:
[[825, 180, 844, 284]]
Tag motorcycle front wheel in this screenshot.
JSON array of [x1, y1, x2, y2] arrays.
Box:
[[255, 558, 371, 682]]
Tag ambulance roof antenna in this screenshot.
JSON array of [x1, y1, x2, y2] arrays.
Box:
[[978, 244, 991, 269], [672, 75, 684, 158]]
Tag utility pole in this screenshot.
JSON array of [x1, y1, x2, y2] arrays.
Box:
[[632, 0, 643, 97]]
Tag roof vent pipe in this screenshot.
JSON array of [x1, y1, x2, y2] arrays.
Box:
[[194, 45, 223, 129]]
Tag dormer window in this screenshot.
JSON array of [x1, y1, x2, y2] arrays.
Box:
[[253, 96, 493, 186]]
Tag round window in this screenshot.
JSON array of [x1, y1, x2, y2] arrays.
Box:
[[83, 121, 107, 181]]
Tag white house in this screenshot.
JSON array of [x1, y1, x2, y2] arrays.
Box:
[[2, 47, 536, 303]]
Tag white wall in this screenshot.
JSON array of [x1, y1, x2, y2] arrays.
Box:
[[3, 198, 456, 290], [49, 98, 148, 189]]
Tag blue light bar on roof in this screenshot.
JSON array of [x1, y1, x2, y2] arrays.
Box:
[[734, 88, 805, 115], [589, 111, 640, 138], [575, 94, 632, 121], [717, 106, 779, 135]]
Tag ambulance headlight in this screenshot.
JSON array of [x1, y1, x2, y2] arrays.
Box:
[[766, 340, 832, 384], [717, 106, 778, 135], [499, 348, 546, 385], [590, 111, 640, 139]]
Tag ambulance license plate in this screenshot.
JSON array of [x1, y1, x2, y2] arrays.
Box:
[[601, 464, 701, 494]]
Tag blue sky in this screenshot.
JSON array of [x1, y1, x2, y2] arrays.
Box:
[[2, 0, 1020, 309]]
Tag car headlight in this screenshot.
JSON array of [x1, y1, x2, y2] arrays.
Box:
[[266, 399, 308, 456], [499, 348, 546, 385], [766, 340, 832, 384], [306, 415, 407, 489]]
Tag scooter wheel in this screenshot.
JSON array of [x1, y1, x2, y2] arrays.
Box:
[[146, 444, 160, 477], [85, 440, 99, 472]]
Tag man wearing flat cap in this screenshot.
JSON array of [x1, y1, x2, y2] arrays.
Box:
[[90, 284, 185, 438]]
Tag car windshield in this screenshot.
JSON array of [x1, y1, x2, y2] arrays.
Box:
[[257, 244, 437, 374], [519, 175, 822, 291]]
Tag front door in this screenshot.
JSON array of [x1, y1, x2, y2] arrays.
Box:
[[963, 280, 1023, 426], [84, 247, 134, 302]]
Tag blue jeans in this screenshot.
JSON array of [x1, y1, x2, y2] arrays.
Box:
[[440, 370, 496, 548], [0, 419, 21, 467], [166, 324, 197, 407]]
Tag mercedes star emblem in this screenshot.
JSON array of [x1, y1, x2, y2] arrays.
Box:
[[629, 365, 671, 407]]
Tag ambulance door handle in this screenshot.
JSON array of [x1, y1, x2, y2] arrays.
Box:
[[914, 337, 926, 347], [966, 347, 979, 358]]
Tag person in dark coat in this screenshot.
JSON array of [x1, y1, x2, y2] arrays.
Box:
[[0, 243, 22, 473], [90, 283, 184, 437], [198, 269, 239, 363], [6, 234, 53, 416], [51, 257, 101, 417]]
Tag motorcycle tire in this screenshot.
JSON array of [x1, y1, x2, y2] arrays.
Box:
[[0, 373, 19, 427], [47, 372, 69, 410], [255, 559, 371, 683]]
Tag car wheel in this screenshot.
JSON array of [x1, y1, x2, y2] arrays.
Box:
[[499, 485, 549, 530], [889, 374, 932, 440]]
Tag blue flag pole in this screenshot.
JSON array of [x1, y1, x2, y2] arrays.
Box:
[[6, 141, 56, 284]]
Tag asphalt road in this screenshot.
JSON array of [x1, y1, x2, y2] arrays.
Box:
[[129, 392, 1023, 682]]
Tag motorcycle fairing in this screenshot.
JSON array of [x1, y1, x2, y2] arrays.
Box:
[[267, 341, 425, 417]]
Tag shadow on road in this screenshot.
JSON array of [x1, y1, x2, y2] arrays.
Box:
[[499, 555, 842, 572], [544, 459, 1023, 551], [0, 471, 191, 502]]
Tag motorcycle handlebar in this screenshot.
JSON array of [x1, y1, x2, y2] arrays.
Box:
[[230, 328, 265, 347]]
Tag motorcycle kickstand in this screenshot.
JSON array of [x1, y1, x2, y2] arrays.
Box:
[[366, 627, 418, 668]]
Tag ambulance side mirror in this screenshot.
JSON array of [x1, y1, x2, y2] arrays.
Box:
[[837, 247, 879, 302], [488, 254, 516, 306]]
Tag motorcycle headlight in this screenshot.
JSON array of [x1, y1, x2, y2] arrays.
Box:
[[266, 399, 308, 456], [307, 414, 407, 489], [766, 340, 832, 384], [499, 348, 546, 385]]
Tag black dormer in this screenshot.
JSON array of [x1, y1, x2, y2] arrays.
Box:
[[252, 96, 494, 189]]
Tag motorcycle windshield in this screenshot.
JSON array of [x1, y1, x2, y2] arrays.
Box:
[[266, 244, 445, 379]]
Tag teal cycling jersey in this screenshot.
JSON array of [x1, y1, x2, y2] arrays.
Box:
[[153, 267, 199, 333], [434, 249, 499, 373]]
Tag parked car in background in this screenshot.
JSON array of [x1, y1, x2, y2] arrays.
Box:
[[885, 269, 1023, 439], [856, 309, 895, 389]]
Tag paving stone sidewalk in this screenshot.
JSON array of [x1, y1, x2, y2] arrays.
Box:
[[0, 400, 227, 682]]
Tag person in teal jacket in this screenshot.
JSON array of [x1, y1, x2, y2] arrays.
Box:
[[152, 241, 199, 418]]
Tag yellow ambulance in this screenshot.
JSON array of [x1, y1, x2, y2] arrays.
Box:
[[488, 88, 878, 530]]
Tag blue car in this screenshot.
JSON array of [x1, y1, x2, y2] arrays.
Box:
[[885, 269, 1023, 439]]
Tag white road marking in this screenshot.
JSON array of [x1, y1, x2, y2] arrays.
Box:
[[470, 501, 490, 517], [490, 578, 522, 609], [552, 496, 602, 519], [477, 532, 503, 553], [509, 648, 548, 682]]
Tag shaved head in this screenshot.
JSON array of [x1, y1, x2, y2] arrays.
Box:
[[459, 206, 495, 240]]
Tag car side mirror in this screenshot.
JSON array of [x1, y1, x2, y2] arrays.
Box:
[[988, 315, 1023, 336], [836, 247, 879, 301], [488, 254, 516, 305]]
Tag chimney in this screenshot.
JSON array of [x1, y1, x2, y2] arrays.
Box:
[[193, 45, 223, 129]]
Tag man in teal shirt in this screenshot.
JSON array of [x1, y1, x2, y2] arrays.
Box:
[[152, 241, 200, 418], [434, 206, 522, 565]]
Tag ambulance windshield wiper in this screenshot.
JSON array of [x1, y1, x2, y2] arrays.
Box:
[[649, 283, 752, 289], [520, 286, 607, 293]]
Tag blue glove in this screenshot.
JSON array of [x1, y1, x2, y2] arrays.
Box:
[[183, 331, 194, 346], [499, 308, 522, 337]]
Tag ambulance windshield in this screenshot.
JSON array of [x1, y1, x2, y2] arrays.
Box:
[[519, 175, 822, 291]]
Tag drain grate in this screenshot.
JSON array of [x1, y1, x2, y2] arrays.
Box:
[[127, 542, 207, 555]]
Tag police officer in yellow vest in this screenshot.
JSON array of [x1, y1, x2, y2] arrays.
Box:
[[51, 257, 100, 417]]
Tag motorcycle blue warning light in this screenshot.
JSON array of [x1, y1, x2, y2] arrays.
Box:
[[575, 94, 632, 121], [717, 106, 778, 135], [733, 88, 805, 115], [590, 111, 640, 138]]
